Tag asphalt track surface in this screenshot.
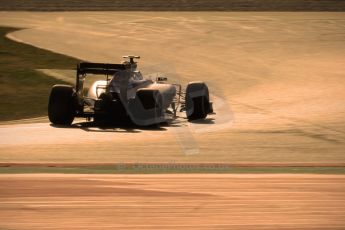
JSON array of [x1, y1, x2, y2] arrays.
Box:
[[0, 174, 344, 229]]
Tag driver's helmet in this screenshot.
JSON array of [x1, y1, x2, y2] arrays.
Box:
[[132, 71, 143, 80]]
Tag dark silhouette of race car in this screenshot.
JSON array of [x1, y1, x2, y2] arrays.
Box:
[[48, 56, 213, 126]]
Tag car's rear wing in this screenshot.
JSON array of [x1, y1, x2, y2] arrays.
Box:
[[77, 62, 126, 75], [76, 62, 127, 94]]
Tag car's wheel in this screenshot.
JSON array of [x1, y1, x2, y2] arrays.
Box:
[[48, 85, 76, 125], [185, 82, 210, 120], [188, 96, 209, 120]]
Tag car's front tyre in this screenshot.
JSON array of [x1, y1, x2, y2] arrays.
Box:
[[185, 82, 210, 120]]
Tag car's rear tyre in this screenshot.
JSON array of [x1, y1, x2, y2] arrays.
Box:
[[48, 85, 76, 125], [186, 82, 210, 120]]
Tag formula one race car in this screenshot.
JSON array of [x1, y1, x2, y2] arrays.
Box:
[[48, 56, 213, 126]]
